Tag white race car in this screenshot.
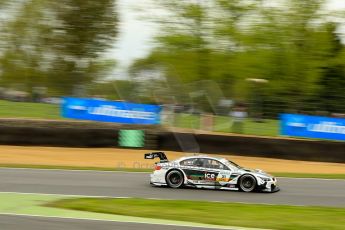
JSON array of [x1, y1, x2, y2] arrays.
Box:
[[145, 152, 279, 193]]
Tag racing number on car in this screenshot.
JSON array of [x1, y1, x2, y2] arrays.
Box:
[[216, 171, 231, 182]]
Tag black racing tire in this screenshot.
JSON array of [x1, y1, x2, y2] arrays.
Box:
[[166, 170, 184, 188], [239, 174, 257, 192]]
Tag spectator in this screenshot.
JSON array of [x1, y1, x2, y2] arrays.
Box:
[[229, 104, 248, 134]]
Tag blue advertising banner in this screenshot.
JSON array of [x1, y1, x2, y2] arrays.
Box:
[[281, 114, 345, 141], [62, 97, 161, 125]]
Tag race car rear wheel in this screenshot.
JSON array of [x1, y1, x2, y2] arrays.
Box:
[[166, 170, 184, 188], [239, 174, 256, 192]]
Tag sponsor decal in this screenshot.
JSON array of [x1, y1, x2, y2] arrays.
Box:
[[62, 97, 161, 125], [216, 171, 232, 182], [216, 176, 230, 182], [187, 174, 205, 180], [205, 172, 217, 181], [184, 169, 205, 180], [230, 174, 239, 179], [281, 114, 345, 141]]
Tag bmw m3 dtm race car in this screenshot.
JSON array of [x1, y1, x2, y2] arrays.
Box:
[[145, 152, 279, 193]]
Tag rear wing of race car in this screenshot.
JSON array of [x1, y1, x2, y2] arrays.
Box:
[[144, 152, 168, 163]]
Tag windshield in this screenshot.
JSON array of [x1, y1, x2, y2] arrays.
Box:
[[224, 159, 243, 169]]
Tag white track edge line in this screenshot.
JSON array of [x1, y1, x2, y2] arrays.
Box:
[[0, 191, 307, 207], [0, 167, 344, 181], [0, 213, 254, 230]]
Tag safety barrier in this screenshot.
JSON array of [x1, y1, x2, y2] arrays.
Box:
[[0, 119, 159, 148], [0, 119, 344, 163], [157, 132, 345, 163]]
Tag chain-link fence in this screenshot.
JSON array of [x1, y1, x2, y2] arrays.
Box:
[[1, 76, 345, 139]]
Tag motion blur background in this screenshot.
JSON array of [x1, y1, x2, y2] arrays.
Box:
[[1, 0, 345, 137], [1, 2, 345, 230]]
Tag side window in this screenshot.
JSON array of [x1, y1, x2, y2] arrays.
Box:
[[180, 158, 205, 167], [180, 159, 194, 166], [205, 159, 230, 170], [192, 158, 205, 167]]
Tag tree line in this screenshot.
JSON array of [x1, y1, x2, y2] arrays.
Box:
[[130, 0, 345, 117], [1, 0, 345, 117], [0, 0, 118, 97]]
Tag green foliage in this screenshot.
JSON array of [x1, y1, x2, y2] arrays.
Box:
[[0, 0, 8, 7], [131, 0, 345, 115], [89, 80, 137, 101], [0, 0, 50, 93], [0, 0, 118, 96], [319, 64, 345, 113], [50, 0, 117, 59]]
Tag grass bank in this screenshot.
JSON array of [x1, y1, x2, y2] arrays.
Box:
[[174, 113, 279, 136], [272, 172, 345, 179], [0, 100, 61, 119], [0, 100, 279, 136], [47, 197, 345, 230]]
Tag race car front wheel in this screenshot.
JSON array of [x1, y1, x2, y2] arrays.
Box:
[[239, 175, 256, 192], [166, 170, 184, 188]]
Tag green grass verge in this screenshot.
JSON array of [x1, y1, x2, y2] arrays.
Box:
[[0, 193, 236, 229], [0, 164, 344, 179], [47, 197, 345, 230], [272, 172, 345, 180], [0, 100, 61, 119], [173, 113, 280, 136], [0, 100, 280, 136]]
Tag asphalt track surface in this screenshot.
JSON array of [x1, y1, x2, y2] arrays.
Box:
[[0, 214, 221, 230], [0, 168, 344, 207]]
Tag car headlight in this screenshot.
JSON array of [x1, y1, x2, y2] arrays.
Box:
[[259, 177, 271, 182]]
